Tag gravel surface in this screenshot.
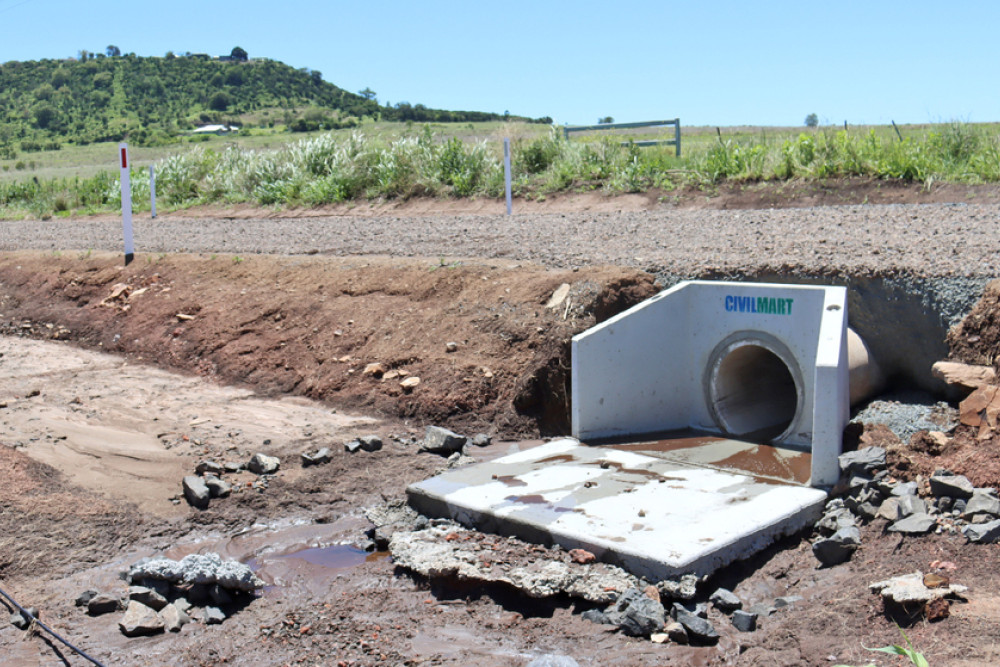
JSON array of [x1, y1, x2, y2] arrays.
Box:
[[2, 201, 999, 277], [851, 391, 959, 443]]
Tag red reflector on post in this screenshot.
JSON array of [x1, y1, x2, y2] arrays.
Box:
[[120, 147, 128, 169]]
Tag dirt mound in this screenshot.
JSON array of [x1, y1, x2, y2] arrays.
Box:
[[948, 278, 1000, 371], [0, 252, 656, 438]]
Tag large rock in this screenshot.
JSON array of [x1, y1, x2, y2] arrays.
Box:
[[182, 475, 210, 509], [128, 553, 264, 592], [888, 513, 936, 535], [732, 609, 758, 632], [870, 571, 968, 605], [709, 588, 742, 613], [248, 453, 280, 475], [359, 435, 383, 452], [87, 593, 121, 616], [812, 526, 860, 566], [929, 471, 974, 499], [301, 447, 332, 467], [606, 588, 666, 637], [963, 490, 1000, 518], [419, 426, 468, 455], [128, 586, 167, 611], [674, 609, 718, 646], [203, 475, 232, 498], [158, 603, 190, 633], [838, 447, 886, 477], [963, 519, 1000, 543], [932, 361, 996, 392], [896, 494, 927, 518], [119, 601, 165, 637], [195, 460, 225, 476]]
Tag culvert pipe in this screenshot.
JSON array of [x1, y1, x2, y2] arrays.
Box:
[[572, 280, 868, 487]]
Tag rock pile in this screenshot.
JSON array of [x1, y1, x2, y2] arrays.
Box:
[[181, 453, 281, 509], [82, 553, 264, 638]]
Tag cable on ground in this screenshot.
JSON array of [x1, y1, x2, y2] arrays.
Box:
[[0, 582, 107, 667]]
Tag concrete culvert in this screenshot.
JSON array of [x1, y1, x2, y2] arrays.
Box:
[[707, 335, 802, 442]]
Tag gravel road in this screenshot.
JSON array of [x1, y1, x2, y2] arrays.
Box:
[[1, 201, 998, 277]]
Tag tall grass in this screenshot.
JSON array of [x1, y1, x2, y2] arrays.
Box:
[[3, 122, 1000, 219]]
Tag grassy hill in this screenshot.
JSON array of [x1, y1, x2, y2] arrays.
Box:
[[0, 52, 547, 156]]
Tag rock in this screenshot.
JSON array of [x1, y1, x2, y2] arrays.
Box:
[[870, 572, 968, 605], [446, 452, 475, 468], [774, 596, 802, 608], [10, 607, 38, 630], [896, 494, 927, 518], [748, 602, 777, 618], [929, 471, 974, 499], [606, 588, 666, 637], [128, 586, 168, 611], [932, 361, 996, 392], [665, 621, 688, 644], [581, 608, 610, 625], [812, 526, 861, 566], [838, 447, 886, 477], [362, 362, 385, 377], [671, 601, 708, 618], [525, 656, 579, 667], [445, 342, 458, 353], [182, 475, 210, 509], [87, 593, 121, 616], [963, 490, 1000, 518], [119, 600, 165, 637], [223, 461, 243, 473], [816, 508, 856, 534], [301, 447, 332, 466], [954, 498, 968, 514], [892, 481, 919, 497], [545, 283, 572, 309], [854, 501, 879, 521], [569, 549, 596, 565], [75, 590, 98, 607], [732, 609, 758, 632], [128, 553, 264, 592], [419, 425, 469, 455], [937, 495, 954, 512], [158, 602, 190, 632], [674, 609, 718, 646], [963, 519, 1000, 543], [195, 460, 225, 476], [203, 475, 232, 498], [248, 453, 280, 475], [344, 439, 362, 453], [876, 498, 901, 521], [709, 588, 742, 613], [400, 376, 421, 390], [172, 597, 193, 614], [657, 574, 699, 601], [472, 433, 492, 447], [642, 585, 660, 604], [888, 513, 937, 535], [650, 632, 669, 644], [203, 606, 226, 625], [359, 435, 383, 452]]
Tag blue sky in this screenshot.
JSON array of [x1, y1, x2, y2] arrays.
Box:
[[1, 0, 996, 127]]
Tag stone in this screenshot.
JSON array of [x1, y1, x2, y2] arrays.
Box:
[[932, 361, 996, 392], [472, 433, 492, 447], [812, 526, 860, 566], [816, 508, 856, 534], [657, 574, 699, 601], [400, 376, 421, 390], [129, 586, 168, 611], [10, 607, 38, 630], [870, 572, 968, 605], [525, 656, 579, 667], [419, 425, 469, 455], [301, 447, 332, 466], [665, 621, 688, 644], [182, 475, 210, 509], [650, 632, 669, 644], [929, 471, 974, 499], [896, 494, 927, 518], [75, 590, 98, 607], [203, 475, 232, 498], [363, 362, 385, 377], [127, 553, 264, 592], [195, 460, 225, 476], [892, 481, 919, 497], [774, 596, 802, 608], [203, 606, 226, 625], [876, 498, 901, 522], [581, 609, 610, 625], [671, 601, 708, 618], [838, 447, 886, 477], [855, 501, 879, 521], [158, 602, 190, 633], [888, 513, 937, 535], [963, 490, 1000, 518], [937, 496, 954, 512], [709, 588, 742, 613], [963, 519, 1000, 543], [607, 588, 666, 637], [748, 602, 777, 617], [674, 609, 718, 646], [119, 600, 165, 637], [87, 593, 121, 616], [359, 435, 383, 452], [445, 342, 459, 353], [569, 548, 596, 564], [248, 453, 280, 475], [344, 439, 362, 453], [732, 609, 758, 632]]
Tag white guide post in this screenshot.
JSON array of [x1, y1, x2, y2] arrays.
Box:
[[149, 165, 157, 219], [503, 137, 512, 216], [119, 143, 134, 265]]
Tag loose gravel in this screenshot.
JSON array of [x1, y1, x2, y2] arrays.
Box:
[[1, 202, 999, 278]]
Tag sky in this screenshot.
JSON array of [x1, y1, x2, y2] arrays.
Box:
[[1, 0, 997, 128]]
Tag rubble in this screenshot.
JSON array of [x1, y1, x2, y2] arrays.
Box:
[[870, 571, 968, 614], [128, 553, 264, 592]]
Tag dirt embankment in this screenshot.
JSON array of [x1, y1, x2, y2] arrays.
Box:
[[0, 252, 656, 438]]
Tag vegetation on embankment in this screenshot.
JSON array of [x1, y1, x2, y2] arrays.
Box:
[[4, 120, 1000, 219]]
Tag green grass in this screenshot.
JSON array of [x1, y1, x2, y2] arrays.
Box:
[[3, 121, 1000, 219]]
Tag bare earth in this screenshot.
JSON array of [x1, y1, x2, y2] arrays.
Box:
[[2, 189, 1000, 666]]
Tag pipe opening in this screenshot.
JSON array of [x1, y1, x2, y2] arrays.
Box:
[[709, 341, 800, 442]]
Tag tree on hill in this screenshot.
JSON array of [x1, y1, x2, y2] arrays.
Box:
[[106, 45, 121, 57], [359, 87, 377, 101], [598, 116, 614, 124], [805, 113, 818, 128], [230, 46, 248, 62]]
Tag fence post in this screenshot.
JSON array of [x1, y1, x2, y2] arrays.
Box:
[[119, 143, 134, 266], [674, 119, 681, 157], [503, 137, 512, 216]]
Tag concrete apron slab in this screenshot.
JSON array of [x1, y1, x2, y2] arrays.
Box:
[[407, 437, 827, 581]]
